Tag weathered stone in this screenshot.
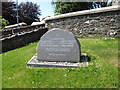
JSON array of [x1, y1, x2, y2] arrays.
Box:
[[45, 7, 119, 38], [37, 28, 81, 62], [84, 20, 90, 24], [1, 28, 48, 53]]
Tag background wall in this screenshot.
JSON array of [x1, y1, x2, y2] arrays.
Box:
[[1, 25, 48, 53], [1, 6, 119, 53], [45, 6, 120, 38]]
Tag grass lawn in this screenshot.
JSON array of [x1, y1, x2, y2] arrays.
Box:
[[1, 38, 118, 88]]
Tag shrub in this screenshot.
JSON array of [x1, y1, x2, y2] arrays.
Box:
[[0, 16, 9, 29]]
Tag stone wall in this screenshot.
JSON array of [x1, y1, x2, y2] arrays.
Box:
[[1, 6, 120, 53], [1, 24, 45, 38], [45, 6, 120, 38], [1, 25, 48, 53]]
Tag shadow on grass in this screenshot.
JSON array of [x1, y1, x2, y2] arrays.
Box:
[[80, 54, 91, 63]]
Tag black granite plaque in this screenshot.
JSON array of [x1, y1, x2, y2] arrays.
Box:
[[37, 28, 81, 62]]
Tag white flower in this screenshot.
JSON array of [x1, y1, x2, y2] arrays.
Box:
[[64, 74, 67, 77]]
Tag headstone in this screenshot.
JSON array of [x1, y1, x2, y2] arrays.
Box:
[[37, 28, 81, 62]]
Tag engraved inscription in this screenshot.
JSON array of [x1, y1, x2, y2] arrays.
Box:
[[49, 53, 65, 56], [37, 28, 80, 62], [46, 48, 70, 52]]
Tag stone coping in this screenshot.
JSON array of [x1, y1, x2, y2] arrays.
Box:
[[4, 22, 27, 29], [27, 53, 89, 68], [44, 6, 119, 21]]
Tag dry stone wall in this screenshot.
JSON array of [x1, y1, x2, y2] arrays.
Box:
[[1, 24, 45, 38], [1, 6, 120, 53], [45, 6, 120, 38], [1, 24, 48, 53]]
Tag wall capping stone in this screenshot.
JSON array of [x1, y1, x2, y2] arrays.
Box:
[[44, 6, 119, 21]]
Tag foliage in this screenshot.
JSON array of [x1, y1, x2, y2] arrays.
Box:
[[2, 1, 41, 25], [52, 2, 92, 15], [0, 16, 9, 29], [52, 1, 107, 15], [18, 2, 41, 25], [2, 0, 16, 25], [2, 38, 118, 88]]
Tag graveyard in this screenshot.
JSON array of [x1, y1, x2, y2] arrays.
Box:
[[1, 5, 119, 88], [1, 37, 118, 88]]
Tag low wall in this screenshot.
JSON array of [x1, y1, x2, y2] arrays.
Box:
[[1, 24, 45, 38], [45, 6, 120, 37], [1, 6, 120, 53], [1, 27, 48, 53]]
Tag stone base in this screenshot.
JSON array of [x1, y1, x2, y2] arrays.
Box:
[[27, 53, 89, 68]]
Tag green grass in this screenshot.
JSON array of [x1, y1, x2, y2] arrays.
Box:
[[1, 38, 118, 88]]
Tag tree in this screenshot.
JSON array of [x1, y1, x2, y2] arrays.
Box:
[[2, 0, 17, 25], [18, 2, 41, 25], [0, 16, 9, 29], [52, 1, 107, 15], [52, 1, 92, 15]]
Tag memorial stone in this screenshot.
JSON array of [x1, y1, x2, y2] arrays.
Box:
[[37, 28, 81, 62]]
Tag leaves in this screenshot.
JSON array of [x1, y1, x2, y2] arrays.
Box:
[[52, 1, 107, 15], [0, 16, 9, 29], [2, 1, 17, 25], [2, 1, 41, 25], [52, 2, 92, 15], [18, 2, 41, 25]]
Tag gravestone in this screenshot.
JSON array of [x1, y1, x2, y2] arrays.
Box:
[[37, 28, 81, 62], [27, 28, 88, 68]]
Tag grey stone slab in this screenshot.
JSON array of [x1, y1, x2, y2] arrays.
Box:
[[27, 54, 89, 68], [37, 28, 80, 62]]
